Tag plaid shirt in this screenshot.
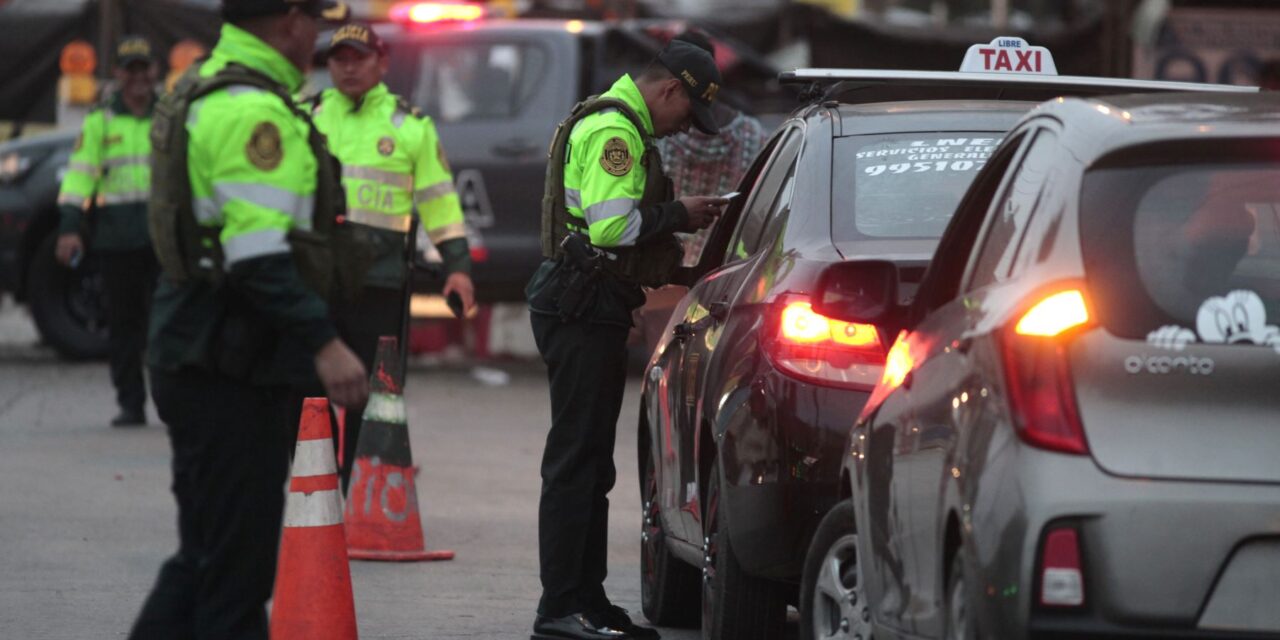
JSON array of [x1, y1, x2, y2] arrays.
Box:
[[657, 110, 768, 264]]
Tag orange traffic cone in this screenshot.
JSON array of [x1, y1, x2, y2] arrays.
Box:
[[270, 398, 358, 640], [345, 336, 455, 562]]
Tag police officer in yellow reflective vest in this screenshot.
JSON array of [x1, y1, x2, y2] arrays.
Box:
[[55, 36, 158, 427], [130, 1, 367, 637], [311, 22, 475, 483], [526, 40, 727, 640]]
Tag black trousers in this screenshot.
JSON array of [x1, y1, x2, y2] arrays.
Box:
[[531, 313, 630, 618], [129, 368, 293, 640], [99, 248, 158, 415]]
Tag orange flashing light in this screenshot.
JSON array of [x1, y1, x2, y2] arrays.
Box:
[[1014, 289, 1089, 337], [60, 41, 97, 75], [781, 301, 878, 347], [880, 333, 914, 391], [390, 1, 484, 23]]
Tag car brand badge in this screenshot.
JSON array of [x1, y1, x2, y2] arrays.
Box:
[[378, 136, 395, 157], [601, 136, 631, 176], [246, 122, 282, 171]]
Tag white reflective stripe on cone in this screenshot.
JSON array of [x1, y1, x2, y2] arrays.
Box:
[[283, 489, 344, 527], [292, 439, 337, 477], [364, 391, 406, 424]]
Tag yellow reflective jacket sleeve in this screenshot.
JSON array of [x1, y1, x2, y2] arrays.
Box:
[[573, 124, 647, 248], [56, 110, 105, 232]]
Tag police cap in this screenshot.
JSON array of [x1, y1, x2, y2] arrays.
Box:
[[222, 0, 350, 22], [657, 39, 722, 135], [115, 35, 154, 68], [328, 22, 387, 56]]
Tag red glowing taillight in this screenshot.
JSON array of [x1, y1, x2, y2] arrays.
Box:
[[766, 297, 885, 390], [1000, 287, 1092, 455], [389, 2, 484, 23], [1039, 527, 1085, 607]]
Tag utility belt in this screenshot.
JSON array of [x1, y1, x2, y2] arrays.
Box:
[[554, 233, 604, 321], [561, 221, 682, 289]]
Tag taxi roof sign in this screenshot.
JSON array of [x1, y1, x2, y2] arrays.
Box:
[[960, 37, 1057, 76]]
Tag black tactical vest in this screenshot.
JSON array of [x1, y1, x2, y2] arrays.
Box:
[[541, 96, 682, 288], [149, 63, 372, 302]]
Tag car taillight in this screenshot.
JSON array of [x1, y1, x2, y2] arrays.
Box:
[[765, 297, 885, 390], [1040, 527, 1085, 607], [999, 287, 1091, 455], [389, 1, 484, 23]]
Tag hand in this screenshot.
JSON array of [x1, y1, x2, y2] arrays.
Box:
[[443, 272, 476, 316], [314, 338, 369, 408], [678, 196, 728, 232], [55, 233, 84, 266]]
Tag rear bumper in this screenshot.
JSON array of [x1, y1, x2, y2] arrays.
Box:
[[970, 444, 1280, 639]]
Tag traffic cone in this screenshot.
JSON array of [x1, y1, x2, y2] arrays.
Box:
[[270, 398, 358, 640], [345, 336, 455, 562]]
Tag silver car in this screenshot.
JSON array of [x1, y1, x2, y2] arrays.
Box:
[[807, 91, 1280, 639]]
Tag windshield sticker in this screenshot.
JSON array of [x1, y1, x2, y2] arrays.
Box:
[[858, 137, 1002, 178], [1146, 290, 1280, 354]]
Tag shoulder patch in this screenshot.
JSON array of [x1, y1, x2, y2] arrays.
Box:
[[600, 136, 632, 177], [246, 122, 283, 171], [378, 136, 395, 157]]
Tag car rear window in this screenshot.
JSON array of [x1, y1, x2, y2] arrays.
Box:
[[833, 133, 1002, 240], [1081, 149, 1280, 346]]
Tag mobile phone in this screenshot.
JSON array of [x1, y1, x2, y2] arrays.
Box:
[[447, 291, 465, 319], [721, 191, 742, 202]]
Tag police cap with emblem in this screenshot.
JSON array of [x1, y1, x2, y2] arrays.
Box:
[[222, 0, 350, 21], [656, 39, 722, 135], [328, 22, 388, 56], [115, 35, 155, 68]]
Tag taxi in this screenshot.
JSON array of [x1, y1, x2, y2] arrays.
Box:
[[633, 36, 1251, 640], [813, 59, 1271, 640]]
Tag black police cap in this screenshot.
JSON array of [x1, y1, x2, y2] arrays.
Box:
[[328, 22, 387, 56], [116, 35, 154, 68], [222, 0, 350, 22], [657, 39, 723, 135]]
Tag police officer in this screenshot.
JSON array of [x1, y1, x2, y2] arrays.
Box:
[[55, 36, 159, 427], [526, 39, 727, 640], [311, 22, 475, 483], [129, 1, 365, 637]]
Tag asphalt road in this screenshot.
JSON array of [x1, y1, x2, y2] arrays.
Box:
[[0, 356, 718, 639]]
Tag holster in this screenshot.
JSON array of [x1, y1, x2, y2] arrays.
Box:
[[555, 234, 603, 321]]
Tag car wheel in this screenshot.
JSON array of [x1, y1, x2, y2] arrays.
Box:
[[26, 233, 109, 360], [800, 499, 871, 640], [944, 552, 976, 640], [701, 455, 785, 640], [640, 449, 700, 627]]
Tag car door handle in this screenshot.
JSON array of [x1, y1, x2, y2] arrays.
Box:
[[492, 139, 539, 156]]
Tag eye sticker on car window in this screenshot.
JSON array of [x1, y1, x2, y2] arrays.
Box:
[[857, 137, 1002, 178], [1146, 290, 1280, 354]]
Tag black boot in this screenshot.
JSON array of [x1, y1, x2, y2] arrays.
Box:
[[589, 605, 660, 639]]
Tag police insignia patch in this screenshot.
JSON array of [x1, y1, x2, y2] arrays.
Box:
[[247, 122, 283, 171], [378, 136, 395, 156], [601, 137, 631, 177]]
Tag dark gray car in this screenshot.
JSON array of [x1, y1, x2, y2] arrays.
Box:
[[810, 91, 1280, 639]]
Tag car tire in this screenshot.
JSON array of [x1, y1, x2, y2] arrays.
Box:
[[640, 449, 700, 628], [799, 499, 872, 640], [944, 551, 977, 640], [701, 455, 785, 640], [26, 234, 109, 360]]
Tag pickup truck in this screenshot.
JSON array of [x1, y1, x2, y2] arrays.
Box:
[[0, 17, 783, 359]]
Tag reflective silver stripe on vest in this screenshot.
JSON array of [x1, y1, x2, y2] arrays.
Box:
[[582, 197, 638, 224], [103, 154, 149, 169], [57, 193, 90, 209], [66, 161, 98, 176], [346, 208, 412, 233], [213, 182, 314, 225], [426, 221, 467, 244], [193, 197, 220, 224], [222, 228, 289, 266], [413, 180, 455, 205], [100, 190, 150, 205], [565, 188, 582, 209], [343, 165, 413, 191]]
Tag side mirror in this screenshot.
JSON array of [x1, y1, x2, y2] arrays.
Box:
[[813, 260, 902, 326]]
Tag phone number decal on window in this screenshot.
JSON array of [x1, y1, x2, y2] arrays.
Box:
[[864, 160, 988, 176]]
